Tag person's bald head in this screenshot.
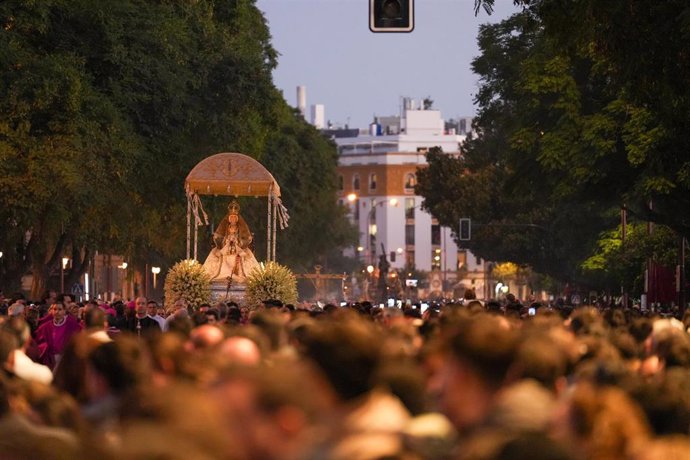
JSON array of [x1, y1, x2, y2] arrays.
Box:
[[189, 325, 225, 350], [135, 297, 147, 316], [220, 336, 261, 366]]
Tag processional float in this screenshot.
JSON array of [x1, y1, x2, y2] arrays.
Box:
[[184, 152, 289, 266]]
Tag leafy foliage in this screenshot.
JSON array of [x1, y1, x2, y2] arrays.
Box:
[[0, 0, 355, 296], [418, 2, 689, 291], [245, 261, 297, 306], [163, 259, 211, 310], [581, 224, 679, 296]]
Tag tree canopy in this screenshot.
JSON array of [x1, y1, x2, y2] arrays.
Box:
[[418, 0, 689, 291], [0, 0, 355, 296]]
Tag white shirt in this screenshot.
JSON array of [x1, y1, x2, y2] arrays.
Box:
[[12, 349, 53, 384]]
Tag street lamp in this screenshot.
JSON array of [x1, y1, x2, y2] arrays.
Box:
[[118, 262, 128, 299], [61, 257, 70, 294], [151, 266, 161, 289], [356, 246, 364, 264]]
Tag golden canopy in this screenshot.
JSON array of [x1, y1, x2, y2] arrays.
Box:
[[185, 152, 281, 197], [184, 152, 286, 263]]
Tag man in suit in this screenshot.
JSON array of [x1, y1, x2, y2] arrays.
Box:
[[127, 297, 161, 337]]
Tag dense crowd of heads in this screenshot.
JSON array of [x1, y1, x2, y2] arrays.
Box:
[[1, 290, 690, 459]]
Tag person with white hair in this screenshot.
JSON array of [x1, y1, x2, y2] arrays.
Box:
[[2, 316, 53, 384]]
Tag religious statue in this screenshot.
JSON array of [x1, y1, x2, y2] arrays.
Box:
[[202, 200, 260, 284]]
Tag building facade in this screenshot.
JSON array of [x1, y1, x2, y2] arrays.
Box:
[[333, 105, 490, 299]]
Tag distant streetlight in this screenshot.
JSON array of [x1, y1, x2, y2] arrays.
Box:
[[356, 246, 364, 263], [61, 257, 70, 294], [118, 262, 128, 299], [151, 266, 161, 289], [346, 193, 358, 202]]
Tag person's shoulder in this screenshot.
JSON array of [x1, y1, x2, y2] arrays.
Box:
[[34, 318, 50, 333], [65, 315, 82, 329]]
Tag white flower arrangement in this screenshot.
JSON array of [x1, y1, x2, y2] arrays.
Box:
[[245, 261, 298, 306], [163, 259, 212, 310]]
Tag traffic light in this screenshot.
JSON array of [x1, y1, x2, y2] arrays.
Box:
[[369, 0, 414, 33], [459, 218, 471, 241]]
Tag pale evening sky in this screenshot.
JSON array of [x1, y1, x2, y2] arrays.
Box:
[[255, 0, 519, 129]]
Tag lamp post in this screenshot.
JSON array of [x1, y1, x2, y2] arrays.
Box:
[[61, 257, 70, 294], [118, 262, 127, 299], [365, 265, 375, 301], [356, 246, 364, 264], [151, 266, 161, 290]]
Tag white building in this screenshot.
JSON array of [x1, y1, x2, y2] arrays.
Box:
[[334, 104, 490, 298]]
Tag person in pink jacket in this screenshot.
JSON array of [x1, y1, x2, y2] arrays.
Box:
[[34, 301, 82, 371]]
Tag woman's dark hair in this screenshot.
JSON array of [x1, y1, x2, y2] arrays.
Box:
[[88, 336, 150, 395]]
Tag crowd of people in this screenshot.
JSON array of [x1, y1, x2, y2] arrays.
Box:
[[1, 289, 690, 459]]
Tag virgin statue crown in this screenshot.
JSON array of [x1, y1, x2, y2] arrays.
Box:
[[228, 200, 241, 216]]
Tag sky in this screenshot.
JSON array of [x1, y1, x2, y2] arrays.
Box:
[[255, 0, 519, 129]]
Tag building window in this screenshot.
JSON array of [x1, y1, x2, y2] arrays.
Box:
[[405, 198, 415, 219], [405, 224, 415, 246], [353, 174, 360, 191], [404, 173, 416, 191], [369, 173, 377, 191], [353, 201, 360, 221], [338, 175, 344, 191], [476, 256, 482, 265], [431, 249, 441, 270], [431, 224, 441, 246], [457, 250, 467, 270], [405, 250, 415, 267]]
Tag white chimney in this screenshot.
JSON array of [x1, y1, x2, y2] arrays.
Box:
[[311, 104, 325, 129], [297, 86, 307, 118]]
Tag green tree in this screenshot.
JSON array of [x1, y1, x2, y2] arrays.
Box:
[[582, 223, 679, 297], [419, 1, 689, 293], [473, 0, 690, 238], [0, 0, 355, 297]]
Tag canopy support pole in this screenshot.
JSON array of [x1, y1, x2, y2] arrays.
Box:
[[193, 218, 198, 261], [272, 197, 277, 261], [267, 193, 272, 263], [186, 195, 191, 260]]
